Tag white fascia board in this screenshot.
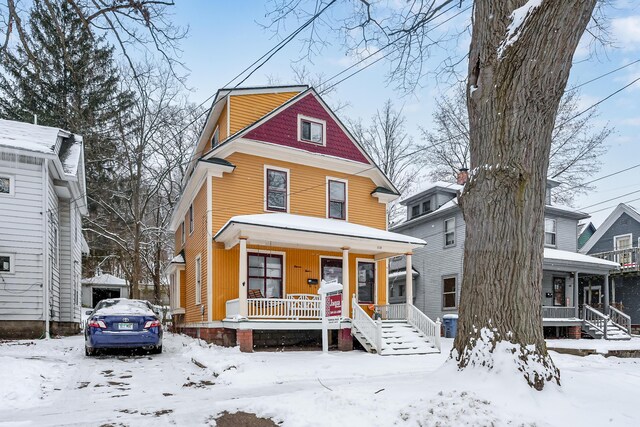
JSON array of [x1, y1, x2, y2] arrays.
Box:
[[579, 204, 640, 253], [372, 191, 399, 204]]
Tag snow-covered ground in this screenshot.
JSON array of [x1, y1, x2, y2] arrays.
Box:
[[1, 334, 639, 426]]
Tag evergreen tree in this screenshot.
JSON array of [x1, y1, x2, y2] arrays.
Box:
[[0, 0, 133, 187]]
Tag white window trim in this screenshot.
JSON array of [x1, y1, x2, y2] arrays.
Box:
[[442, 275, 458, 310], [263, 165, 290, 213], [189, 204, 194, 235], [211, 126, 220, 147], [195, 254, 202, 305], [355, 258, 377, 305], [0, 253, 15, 274], [444, 217, 456, 248], [248, 249, 287, 297], [544, 217, 557, 248], [319, 255, 343, 284], [297, 114, 327, 146], [326, 176, 348, 221], [614, 233, 633, 250], [0, 174, 15, 197]]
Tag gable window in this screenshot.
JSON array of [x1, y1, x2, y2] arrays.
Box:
[[443, 276, 456, 309], [328, 179, 346, 220], [0, 175, 13, 196], [298, 115, 325, 145], [422, 200, 431, 213], [444, 217, 455, 247], [0, 253, 14, 273], [195, 255, 202, 305], [211, 126, 220, 147], [411, 205, 420, 218], [189, 204, 194, 235], [266, 168, 288, 212], [181, 221, 185, 245], [248, 253, 283, 298], [544, 218, 556, 246]]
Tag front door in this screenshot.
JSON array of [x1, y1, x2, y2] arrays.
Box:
[[585, 285, 602, 307], [321, 258, 342, 284], [357, 261, 375, 304], [553, 277, 566, 307]]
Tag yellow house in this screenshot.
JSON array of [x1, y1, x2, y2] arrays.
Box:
[[166, 85, 436, 353]]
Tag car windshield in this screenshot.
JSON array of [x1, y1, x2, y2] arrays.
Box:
[[93, 299, 156, 316]]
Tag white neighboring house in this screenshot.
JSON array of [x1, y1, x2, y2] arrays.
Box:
[[0, 119, 88, 338]]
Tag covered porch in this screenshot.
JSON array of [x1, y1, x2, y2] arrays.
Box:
[[542, 248, 622, 338], [214, 213, 425, 330]]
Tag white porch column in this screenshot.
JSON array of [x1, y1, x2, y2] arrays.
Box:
[[342, 247, 350, 318], [604, 273, 610, 315], [239, 237, 248, 317], [406, 253, 413, 306], [573, 272, 579, 318]]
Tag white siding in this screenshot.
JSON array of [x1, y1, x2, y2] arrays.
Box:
[[0, 158, 45, 320], [47, 177, 60, 321]]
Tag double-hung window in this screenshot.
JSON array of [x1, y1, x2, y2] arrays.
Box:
[[195, 255, 201, 304], [0, 175, 13, 196], [443, 277, 456, 309], [544, 218, 556, 246], [422, 200, 431, 213], [266, 168, 288, 212], [444, 217, 455, 247], [211, 127, 219, 147], [411, 205, 420, 218], [248, 253, 283, 298], [328, 179, 346, 220], [189, 204, 194, 234]]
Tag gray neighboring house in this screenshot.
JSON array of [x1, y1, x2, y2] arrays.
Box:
[[390, 179, 622, 339], [0, 119, 88, 338], [580, 203, 640, 330]]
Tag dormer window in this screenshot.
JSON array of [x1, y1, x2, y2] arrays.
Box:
[[211, 126, 220, 148], [411, 205, 420, 218], [298, 115, 326, 145], [422, 200, 431, 213]]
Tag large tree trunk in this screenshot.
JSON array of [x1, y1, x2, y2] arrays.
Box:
[[453, 0, 596, 390]]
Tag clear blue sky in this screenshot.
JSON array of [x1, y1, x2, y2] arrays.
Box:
[[170, 0, 640, 227]]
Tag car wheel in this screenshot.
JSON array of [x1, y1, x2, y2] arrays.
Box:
[[153, 345, 162, 354], [85, 346, 94, 357]]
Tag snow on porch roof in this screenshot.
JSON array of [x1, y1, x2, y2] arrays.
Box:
[[544, 248, 619, 271], [214, 213, 426, 247]]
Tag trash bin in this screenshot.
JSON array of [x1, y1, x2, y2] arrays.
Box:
[[442, 314, 459, 338]]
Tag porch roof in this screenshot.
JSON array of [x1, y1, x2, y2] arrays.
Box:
[[543, 248, 619, 274], [214, 213, 426, 257]]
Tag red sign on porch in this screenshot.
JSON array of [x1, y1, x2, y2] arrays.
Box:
[[326, 293, 342, 317]]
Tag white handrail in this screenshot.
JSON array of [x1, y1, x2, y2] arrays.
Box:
[[583, 304, 608, 338], [352, 295, 380, 353], [406, 304, 441, 351], [609, 305, 632, 335], [247, 297, 321, 319]]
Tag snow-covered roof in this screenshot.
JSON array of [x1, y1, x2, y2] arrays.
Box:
[[171, 253, 185, 263], [388, 268, 419, 279], [0, 119, 83, 178], [81, 273, 128, 287], [215, 213, 426, 246], [544, 248, 619, 270]]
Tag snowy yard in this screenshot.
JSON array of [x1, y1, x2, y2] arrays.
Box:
[[1, 334, 639, 426]]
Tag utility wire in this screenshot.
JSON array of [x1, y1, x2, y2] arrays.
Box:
[[579, 188, 640, 210]]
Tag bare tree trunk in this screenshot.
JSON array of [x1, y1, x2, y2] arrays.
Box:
[[453, 0, 596, 390]]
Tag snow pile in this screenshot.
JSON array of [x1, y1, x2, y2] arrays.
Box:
[[498, 0, 544, 58], [452, 327, 559, 390]]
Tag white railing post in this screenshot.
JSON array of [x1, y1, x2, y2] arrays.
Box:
[[238, 238, 248, 317], [342, 247, 350, 318], [435, 318, 442, 350], [376, 319, 383, 354], [405, 253, 413, 311]]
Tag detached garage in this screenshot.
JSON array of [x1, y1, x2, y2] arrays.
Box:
[[81, 273, 128, 307]]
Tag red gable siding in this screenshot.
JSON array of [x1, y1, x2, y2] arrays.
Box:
[[243, 92, 369, 164]]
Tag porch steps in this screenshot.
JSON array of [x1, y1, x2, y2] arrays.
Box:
[[582, 321, 631, 340], [354, 320, 439, 356]]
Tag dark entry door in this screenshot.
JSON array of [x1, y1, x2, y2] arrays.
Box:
[[321, 258, 343, 284], [553, 277, 566, 306], [92, 288, 121, 307]]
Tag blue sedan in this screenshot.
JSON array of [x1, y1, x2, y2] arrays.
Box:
[[85, 298, 163, 356]]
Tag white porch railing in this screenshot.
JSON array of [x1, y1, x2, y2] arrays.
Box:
[[610, 305, 632, 335], [406, 303, 441, 351], [247, 295, 321, 319], [375, 303, 406, 320], [352, 295, 381, 353], [583, 304, 608, 338]]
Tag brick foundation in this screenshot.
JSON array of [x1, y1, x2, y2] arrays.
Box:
[[237, 329, 254, 353], [567, 326, 581, 339], [0, 320, 80, 339], [178, 327, 236, 347], [338, 327, 353, 351]]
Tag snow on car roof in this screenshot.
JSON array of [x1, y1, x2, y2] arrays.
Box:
[[93, 299, 156, 316]]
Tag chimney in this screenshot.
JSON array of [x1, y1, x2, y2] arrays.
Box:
[[456, 168, 469, 185]]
